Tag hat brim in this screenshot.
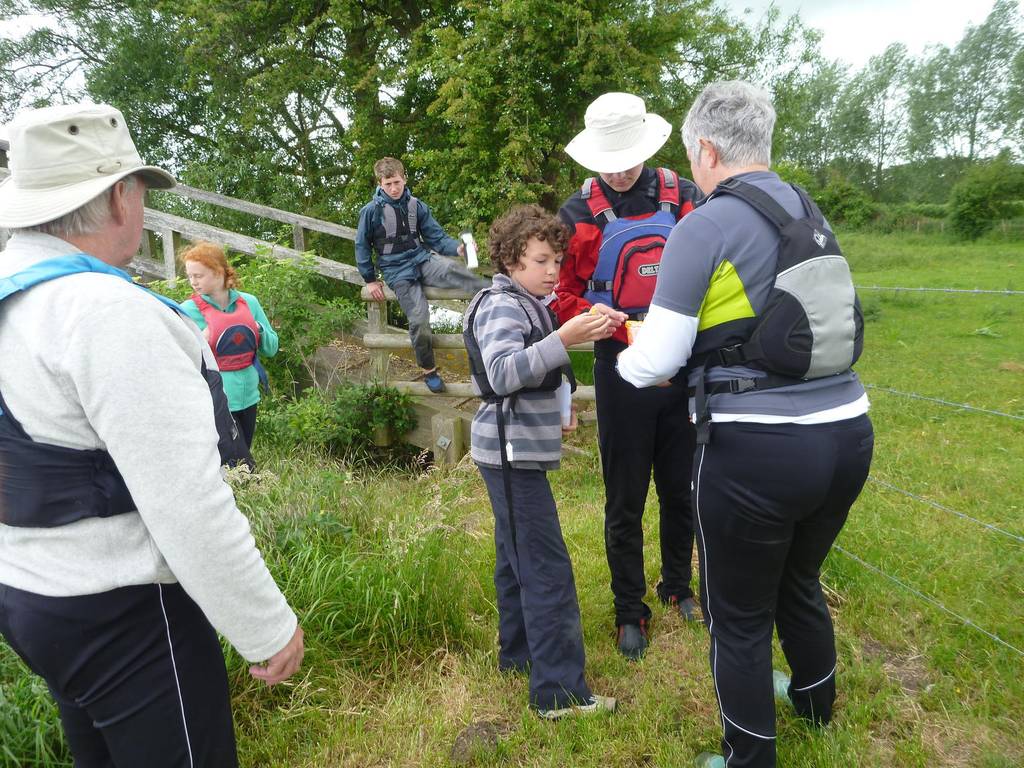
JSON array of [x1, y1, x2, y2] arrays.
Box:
[[565, 113, 672, 174], [0, 164, 175, 229]]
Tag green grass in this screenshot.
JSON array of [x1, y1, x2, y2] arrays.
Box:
[[2, 230, 1022, 767]]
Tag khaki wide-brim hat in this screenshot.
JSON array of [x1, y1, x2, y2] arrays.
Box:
[[565, 92, 672, 174], [0, 103, 175, 229]]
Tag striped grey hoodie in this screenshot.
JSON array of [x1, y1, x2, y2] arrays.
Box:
[[465, 273, 570, 470]]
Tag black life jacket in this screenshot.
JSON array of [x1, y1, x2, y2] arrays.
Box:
[[0, 254, 254, 529], [463, 285, 575, 404], [690, 178, 864, 444], [371, 193, 420, 257]]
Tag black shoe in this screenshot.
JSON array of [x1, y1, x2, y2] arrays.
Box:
[[670, 595, 701, 622], [657, 582, 701, 622], [616, 619, 648, 661]]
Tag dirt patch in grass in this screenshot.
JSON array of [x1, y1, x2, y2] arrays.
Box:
[[859, 637, 931, 696]]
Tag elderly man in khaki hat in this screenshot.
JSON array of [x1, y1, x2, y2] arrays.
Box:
[[0, 103, 303, 767], [553, 92, 703, 661]]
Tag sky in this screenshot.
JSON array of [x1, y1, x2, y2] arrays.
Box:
[[722, 0, 1009, 69], [0, 1, 1015, 79]]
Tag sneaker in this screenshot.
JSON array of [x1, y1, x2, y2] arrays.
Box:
[[423, 370, 445, 393], [617, 619, 649, 661], [773, 669, 792, 703], [536, 694, 617, 720], [694, 753, 726, 768]]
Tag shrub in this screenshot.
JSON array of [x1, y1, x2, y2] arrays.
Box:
[[259, 384, 417, 455], [815, 172, 878, 228], [948, 157, 1024, 240]]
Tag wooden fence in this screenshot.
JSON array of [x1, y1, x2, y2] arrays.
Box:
[[0, 146, 595, 463]]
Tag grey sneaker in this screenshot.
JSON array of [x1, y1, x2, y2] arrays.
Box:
[[536, 694, 617, 720], [617, 620, 649, 661], [694, 753, 725, 768]]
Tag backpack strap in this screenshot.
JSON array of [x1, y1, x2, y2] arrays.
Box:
[[407, 195, 419, 239], [580, 177, 616, 223], [656, 167, 681, 213], [711, 177, 794, 231]]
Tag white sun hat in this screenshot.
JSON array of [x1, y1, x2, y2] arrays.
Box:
[[0, 103, 175, 229], [564, 92, 672, 174]]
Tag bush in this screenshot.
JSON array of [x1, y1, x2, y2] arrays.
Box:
[[869, 202, 948, 233], [815, 172, 878, 228], [948, 157, 1024, 240], [259, 384, 417, 455], [774, 161, 820, 195]]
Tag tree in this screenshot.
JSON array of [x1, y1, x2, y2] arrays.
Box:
[[845, 43, 910, 194], [907, 0, 1021, 163]]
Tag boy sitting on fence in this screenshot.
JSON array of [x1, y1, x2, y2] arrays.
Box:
[[355, 156, 489, 393], [463, 204, 619, 719]]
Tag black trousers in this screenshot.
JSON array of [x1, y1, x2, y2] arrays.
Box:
[[694, 415, 873, 768], [478, 464, 592, 710], [231, 404, 258, 450], [0, 582, 237, 768], [594, 354, 696, 625]]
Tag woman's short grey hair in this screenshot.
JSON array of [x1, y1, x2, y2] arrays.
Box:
[[24, 174, 138, 238], [681, 81, 776, 167]]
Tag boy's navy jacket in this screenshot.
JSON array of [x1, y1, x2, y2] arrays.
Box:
[[355, 186, 460, 285]]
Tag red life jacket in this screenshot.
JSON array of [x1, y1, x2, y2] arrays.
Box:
[[581, 167, 682, 315], [191, 292, 260, 371]]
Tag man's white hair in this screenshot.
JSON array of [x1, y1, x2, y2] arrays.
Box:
[[681, 81, 776, 167], [21, 175, 138, 238]]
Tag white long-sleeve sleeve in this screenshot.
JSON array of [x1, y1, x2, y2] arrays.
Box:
[[616, 304, 699, 388]]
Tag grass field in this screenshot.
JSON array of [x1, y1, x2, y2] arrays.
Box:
[[2, 230, 1022, 767]]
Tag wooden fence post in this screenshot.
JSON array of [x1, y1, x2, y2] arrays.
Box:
[[292, 224, 306, 252], [366, 300, 389, 382], [0, 228, 8, 252], [161, 227, 177, 284], [430, 412, 464, 468]]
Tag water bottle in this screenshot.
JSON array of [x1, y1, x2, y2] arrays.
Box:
[[460, 230, 479, 269]]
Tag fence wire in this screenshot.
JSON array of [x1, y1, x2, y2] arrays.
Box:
[[856, 284, 1024, 295], [831, 545, 1024, 660], [865, 384, 1024, 422], [866, 477, 1024, 544]]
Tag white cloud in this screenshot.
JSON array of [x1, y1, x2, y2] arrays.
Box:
[[723, 0, 1006, 69]]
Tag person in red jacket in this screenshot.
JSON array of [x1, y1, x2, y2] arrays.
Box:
[[555, 92, 702, 660]]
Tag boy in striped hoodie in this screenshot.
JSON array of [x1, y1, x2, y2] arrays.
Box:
[[463, 204, 624, 719]]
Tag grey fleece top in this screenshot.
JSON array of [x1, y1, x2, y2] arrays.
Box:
[[0, 232, 296, 662], [466, 274, 570, 470]]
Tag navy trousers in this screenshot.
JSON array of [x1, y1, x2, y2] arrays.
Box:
[[693, 415, 873, 768], [594, 352, 696, 625], [0, 581, 237, 768], [231, 404, 258, 450], [478, 464, 592, 710]]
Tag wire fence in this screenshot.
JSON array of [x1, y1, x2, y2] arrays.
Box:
[[830, 545, 1024, 659], [864, 384, 1024, 422], [836, 316, 1024, 659], [857, 285, 1024, 295], [866, 476, 1024, 544]]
